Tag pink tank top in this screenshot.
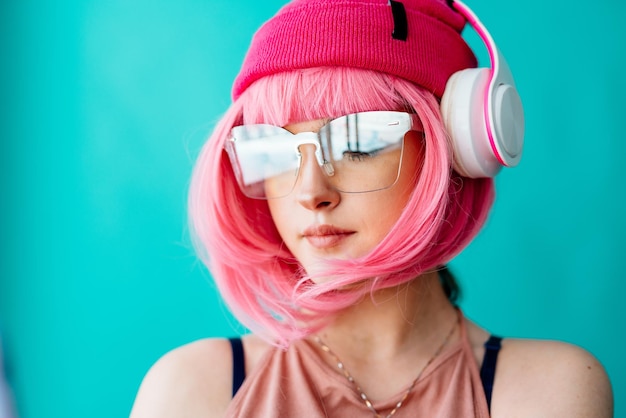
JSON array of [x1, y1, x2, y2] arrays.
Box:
[[225, 313, 491, 417]]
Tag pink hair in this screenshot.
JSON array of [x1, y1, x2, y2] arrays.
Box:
[[189, 67, 494, 347]]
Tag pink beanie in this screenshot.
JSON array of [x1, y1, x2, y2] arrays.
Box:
[[232, 0, 477, 100]]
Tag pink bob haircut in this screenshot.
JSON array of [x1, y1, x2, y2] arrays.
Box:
[[189, 67, 494, 347]]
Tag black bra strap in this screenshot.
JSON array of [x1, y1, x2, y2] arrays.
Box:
[[228, 338, 246, 398], [480, 335, 502, 412]]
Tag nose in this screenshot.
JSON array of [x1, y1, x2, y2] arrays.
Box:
[[294, 144, 341, 210]]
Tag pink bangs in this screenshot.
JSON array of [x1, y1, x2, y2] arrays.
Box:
[[240, 67, 413, 126], [188, 67, 494, 347]]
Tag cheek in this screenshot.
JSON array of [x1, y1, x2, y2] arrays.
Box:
[[400, 131, 426, 186], [387, 134, 425, 206], [366, 133, 425, 239], [369, 189, 411, 240], [267, 198, 300, 252], [267, 199, 288, 235]]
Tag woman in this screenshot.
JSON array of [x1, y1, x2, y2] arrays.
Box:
[[131, 0, 613, 416]]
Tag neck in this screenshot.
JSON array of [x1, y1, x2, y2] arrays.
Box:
[[316, 271, 459, 362]]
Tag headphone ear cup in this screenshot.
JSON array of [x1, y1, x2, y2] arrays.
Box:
[[491, 82, 524, 167], [441, 68, 502, 178]]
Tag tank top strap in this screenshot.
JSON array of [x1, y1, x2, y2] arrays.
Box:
[[480, 335, 502, 412], [457, 310, 502, 412], [228, 337, 246, 398]]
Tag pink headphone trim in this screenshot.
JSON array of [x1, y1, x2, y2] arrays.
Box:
[[453, 0, 507, 166]]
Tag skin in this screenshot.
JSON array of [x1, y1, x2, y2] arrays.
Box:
[[130, 118, 613, 418]]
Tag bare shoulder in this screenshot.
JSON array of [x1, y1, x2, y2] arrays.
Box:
[[129, 338, 234, 418], [492, 338, 613, 418]]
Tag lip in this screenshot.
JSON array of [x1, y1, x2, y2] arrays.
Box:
[[302, 224, 355, 249]]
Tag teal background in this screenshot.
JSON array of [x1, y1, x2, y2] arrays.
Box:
[[0, 0, 623, 417]]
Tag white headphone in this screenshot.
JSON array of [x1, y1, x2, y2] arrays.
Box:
[[440, 0, 525, 178]]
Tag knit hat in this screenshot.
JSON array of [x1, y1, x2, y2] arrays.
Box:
[[232, 0, 477, 100]]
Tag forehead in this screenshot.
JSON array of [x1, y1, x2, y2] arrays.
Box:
[[282, 117, 329, 134]]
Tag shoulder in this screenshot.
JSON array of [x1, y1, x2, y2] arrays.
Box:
[[129, 338, 235, 418], [129, 335, 275, 418], [492, 338, 613, 418]]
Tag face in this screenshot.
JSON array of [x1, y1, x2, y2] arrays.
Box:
[[266, 117, 425, 276]]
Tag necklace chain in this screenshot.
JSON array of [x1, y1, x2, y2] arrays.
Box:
[[314, 314, 459, 418]]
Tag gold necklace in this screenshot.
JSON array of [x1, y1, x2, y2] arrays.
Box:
[[314, 314, 459, 418]]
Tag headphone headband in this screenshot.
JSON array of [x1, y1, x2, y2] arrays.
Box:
[[441, 0, 525, 178]]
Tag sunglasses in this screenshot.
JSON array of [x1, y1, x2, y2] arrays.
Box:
[[225, 111, 415, 199]]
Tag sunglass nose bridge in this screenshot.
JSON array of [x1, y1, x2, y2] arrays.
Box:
[[293, 132, 336, 177]]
